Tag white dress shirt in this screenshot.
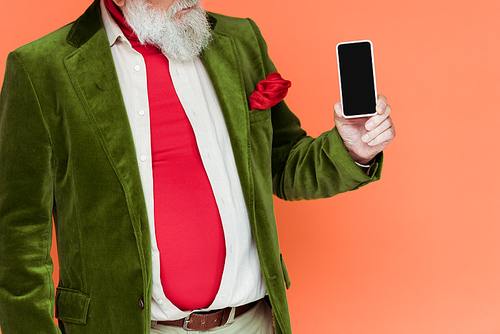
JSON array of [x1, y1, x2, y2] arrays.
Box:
[[99, 0, 267, 321]]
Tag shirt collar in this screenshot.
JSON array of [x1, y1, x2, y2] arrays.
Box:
[[99, 0, 131, 47]]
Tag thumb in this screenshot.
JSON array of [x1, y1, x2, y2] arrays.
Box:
[[334, 102, 344, 120]]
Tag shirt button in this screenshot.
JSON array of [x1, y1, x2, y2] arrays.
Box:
[[140, 155, 147, 162], [134, 65, 141, 71], [158, 299, 164, 305], [138, 299, 145, 309], [138, 109, 145, 116]]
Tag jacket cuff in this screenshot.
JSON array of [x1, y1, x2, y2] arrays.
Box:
[[330, 127, 384, 184]]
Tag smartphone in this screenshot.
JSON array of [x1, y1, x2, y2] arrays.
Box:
[[336, 40, 378, 118]]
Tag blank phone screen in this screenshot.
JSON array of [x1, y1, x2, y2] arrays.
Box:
[[337, 41, 377, 117]]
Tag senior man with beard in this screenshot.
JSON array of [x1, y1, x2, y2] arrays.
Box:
[[0, 0, 395, 333]]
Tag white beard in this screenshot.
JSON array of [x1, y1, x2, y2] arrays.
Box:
[[123, 0, 212, 62]]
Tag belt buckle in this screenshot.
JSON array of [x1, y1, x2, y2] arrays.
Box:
[[182, 314, 194, 331]]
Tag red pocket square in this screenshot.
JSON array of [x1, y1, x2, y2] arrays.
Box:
[[249, 72, 292, 110]]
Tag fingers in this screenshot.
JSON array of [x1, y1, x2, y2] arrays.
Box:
[[361, 116, 395, 146], [376, 94, 387, 114], [369, 124, 396, 146], [365, 104, 391, 131], [362, 96, 395, 146]]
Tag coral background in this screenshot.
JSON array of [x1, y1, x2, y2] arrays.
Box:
[[1, 0, 500, 333]]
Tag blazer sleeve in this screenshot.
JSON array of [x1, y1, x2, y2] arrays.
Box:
[[247, 19, 383, 201], [0, 52, 60, 333]]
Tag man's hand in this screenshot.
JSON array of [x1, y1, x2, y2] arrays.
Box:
[[334, 95, 395, 165]]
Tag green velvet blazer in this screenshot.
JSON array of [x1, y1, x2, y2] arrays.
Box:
[[0, 1, 382, 333]]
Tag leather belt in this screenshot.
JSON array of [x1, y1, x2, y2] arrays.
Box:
[[156, 300, 259, 331]]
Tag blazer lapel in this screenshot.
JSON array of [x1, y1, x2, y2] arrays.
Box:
[[64, 1, 146, 230], [201, 28, 253, 209]]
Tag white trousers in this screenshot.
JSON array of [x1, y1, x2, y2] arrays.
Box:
[[150, 300, 274, 334]]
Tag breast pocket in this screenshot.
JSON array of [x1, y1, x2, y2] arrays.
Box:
[[249, 108, 271, 124]]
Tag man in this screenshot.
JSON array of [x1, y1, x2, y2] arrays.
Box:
[[0, 0, 395, 333]]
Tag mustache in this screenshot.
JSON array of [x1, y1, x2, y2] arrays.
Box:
[[167, 0, 201, 16]]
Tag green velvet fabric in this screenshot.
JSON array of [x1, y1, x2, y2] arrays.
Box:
[[0, 1, 382, 333]]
